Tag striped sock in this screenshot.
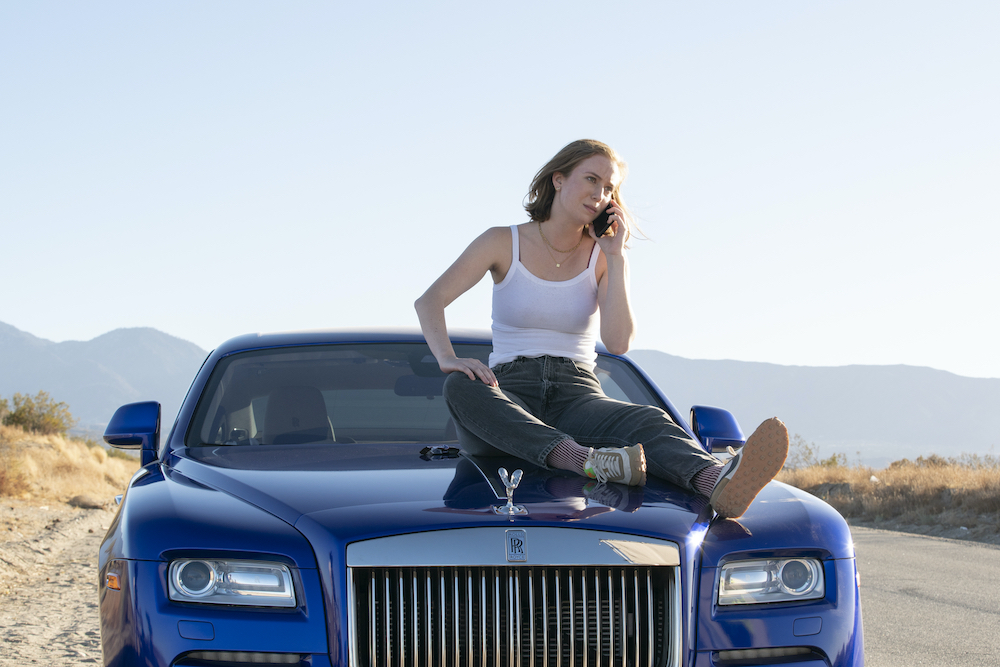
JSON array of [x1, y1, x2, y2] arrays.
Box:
[[692, 464, 723, 497], [546, 438, 590, 475]]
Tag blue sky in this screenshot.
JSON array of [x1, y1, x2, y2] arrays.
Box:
[[2, 1, 998, 378]]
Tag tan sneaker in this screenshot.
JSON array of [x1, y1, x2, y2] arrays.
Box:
[[584, 444, 647, 486], [709, 418, 789, 518]]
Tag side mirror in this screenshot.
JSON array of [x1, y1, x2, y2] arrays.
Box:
[[104, 401, 161, 466], [690, 405, 745, 454]]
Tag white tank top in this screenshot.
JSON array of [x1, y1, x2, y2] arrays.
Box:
[[489, 225, 602, 368]]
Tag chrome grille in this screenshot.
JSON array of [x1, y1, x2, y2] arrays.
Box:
[[350, 565, 673, 667]]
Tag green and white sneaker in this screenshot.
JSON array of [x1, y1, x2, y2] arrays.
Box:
[[583, 444, 647, 486]]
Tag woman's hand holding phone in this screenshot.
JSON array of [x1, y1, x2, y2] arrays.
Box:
[[589, 201, 627, 254], [592, 205, 614, 238]]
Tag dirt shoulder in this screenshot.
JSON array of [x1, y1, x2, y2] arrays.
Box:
[[0, 500, 116, 665]]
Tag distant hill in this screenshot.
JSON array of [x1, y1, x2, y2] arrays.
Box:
[[0, 321, 208, 436], [629, 349, 1000, 468]]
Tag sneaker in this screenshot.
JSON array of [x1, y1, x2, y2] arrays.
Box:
[[583, 481, 644, 512], [708, 418, 788, 519], [584, 444, 647, 486]]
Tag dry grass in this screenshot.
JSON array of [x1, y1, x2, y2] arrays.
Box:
[[0, 424, 139, 504], [778, 453, 1000, 544]]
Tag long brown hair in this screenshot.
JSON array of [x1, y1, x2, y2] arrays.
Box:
[[524, 139, 632, 225]]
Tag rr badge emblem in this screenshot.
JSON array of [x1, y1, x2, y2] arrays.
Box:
[[506, 529, 527, 562]]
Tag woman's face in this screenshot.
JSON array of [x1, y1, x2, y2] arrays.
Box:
[[552, 155, 620, 224]]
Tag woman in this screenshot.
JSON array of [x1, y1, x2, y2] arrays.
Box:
[[414, 139, 787, 518]]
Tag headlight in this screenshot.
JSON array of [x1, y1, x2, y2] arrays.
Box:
[[168, 560, 296, 607], [718, 558, 824, 605]]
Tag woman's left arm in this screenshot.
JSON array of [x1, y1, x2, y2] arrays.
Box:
[[593, 206, 635, 355]]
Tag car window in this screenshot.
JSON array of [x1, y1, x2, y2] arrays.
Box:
[[186, 343, 661, 447]]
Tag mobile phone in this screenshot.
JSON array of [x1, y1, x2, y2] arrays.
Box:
[[592, 204, 613, 237]]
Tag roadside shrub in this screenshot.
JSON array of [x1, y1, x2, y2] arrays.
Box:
[[784, 434, 819, 470], [1, 391, 76, 435], [782, 434, 849, 471], [819, 452, 849, 468]]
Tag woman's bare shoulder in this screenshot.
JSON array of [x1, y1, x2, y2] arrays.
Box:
[[481, 225, 515, 241], [466, 226, 516, 279], [465, 225, 512, 251]]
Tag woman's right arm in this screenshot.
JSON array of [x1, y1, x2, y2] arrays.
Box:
[[414, 227, 510, 386]]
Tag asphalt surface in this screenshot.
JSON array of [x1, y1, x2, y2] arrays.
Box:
[[853, 526, 1000, 666]]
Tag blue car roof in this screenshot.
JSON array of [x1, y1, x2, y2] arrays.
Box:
[[212, 327, 612, 356]]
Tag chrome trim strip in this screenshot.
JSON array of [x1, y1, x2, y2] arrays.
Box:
[[515, 570, 522, 665], [544, 570, 549, 667], [347, 569, 358, 667], [467, 568, 473, 666], [480, 569, 487, 667], [453, 574, 460, 660], [633, 570, 639, 666], [619, 570, 626, 667], [568, 568, 575, 667], [440, 572, 446, 664], [581, 569, 588, 667], [494, 569, 501, 667], [608, 570, 616, 666], [411, 571, 418, 666], [669, 569, 681, 667], [594, 569, 601, 663], [347, 528, 680, 567], [384, 575, 391, 667], [425, 574, 432, 667], [645, 568, 653, 667], [398, 573, 404, 667], [556, 569, 563, 667], [528, 569, 536, 667], [369, 574, 376, 667]]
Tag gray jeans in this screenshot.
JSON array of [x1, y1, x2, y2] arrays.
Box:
[[443, 355, 719, 491]]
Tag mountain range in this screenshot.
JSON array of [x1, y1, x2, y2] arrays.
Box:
[[1, 321, 997, 467], [0, 321, 207, 437], [629, 350, 1000, 467]]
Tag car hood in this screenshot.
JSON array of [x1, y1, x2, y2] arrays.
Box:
[[170, 443, 714, 547]]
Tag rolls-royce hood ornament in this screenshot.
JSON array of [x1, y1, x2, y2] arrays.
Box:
[[494, 467, 527, 516]]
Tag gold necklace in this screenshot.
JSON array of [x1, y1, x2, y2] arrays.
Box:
[[537, 221, 584, 268]]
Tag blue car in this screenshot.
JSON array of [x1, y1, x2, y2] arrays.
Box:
[[99, 329, 864, 667]]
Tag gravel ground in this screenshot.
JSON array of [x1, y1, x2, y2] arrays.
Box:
[[0, 500, 115, 665]]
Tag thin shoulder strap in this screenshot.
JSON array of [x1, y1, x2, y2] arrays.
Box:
[[510, 224, 519, 262], [587, 239, 601, 268]]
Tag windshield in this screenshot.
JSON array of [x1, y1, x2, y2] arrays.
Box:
[[186, 343, 662, 447]]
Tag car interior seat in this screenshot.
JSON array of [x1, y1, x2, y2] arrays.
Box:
[[263, 385, 335, 445]]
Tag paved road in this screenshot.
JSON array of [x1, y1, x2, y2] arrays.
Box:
[[853, 526, 1000, 666]]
